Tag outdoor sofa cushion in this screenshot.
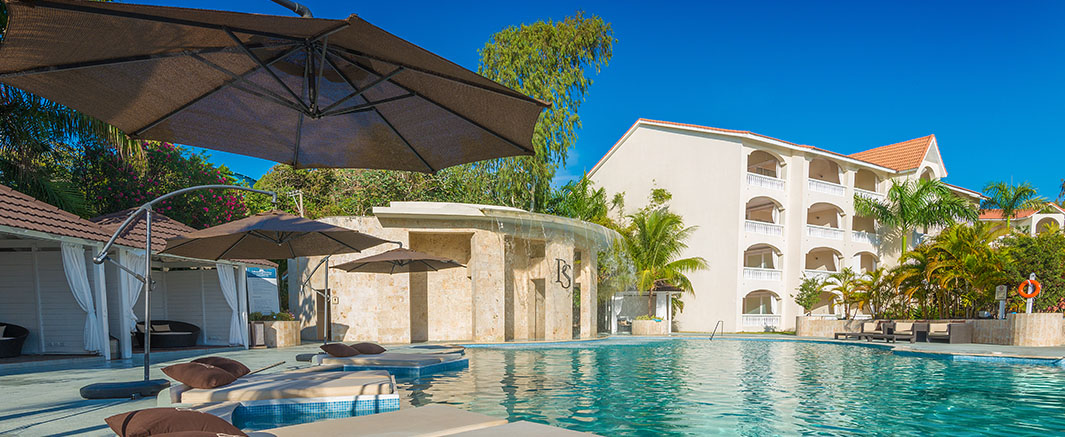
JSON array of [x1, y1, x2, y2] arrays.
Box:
[[929, 323, 949, 334], [162, 363, 236, 389], [894, 322, 913, 334], [350, 342, 387, 354], [105, 407, 247, 437], [192, 356, 250, 378], [321, 342, 360, 357]]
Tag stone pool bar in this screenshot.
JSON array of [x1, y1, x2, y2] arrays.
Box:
[[290, 202, 618, 343]]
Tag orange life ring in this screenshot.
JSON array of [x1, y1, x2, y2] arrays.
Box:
[[1018, 279, 1042, 299]]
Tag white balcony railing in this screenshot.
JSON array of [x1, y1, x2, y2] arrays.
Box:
[[745, 220, 783, 236], [855, 188, 885, 202], [803, 270, 834, 280], [743, 267, 782, 281], [742, 314, 782, 330], [747, 173, 786, 191], [808, 179, 846, 196], [807, 225, 844, 240], [852, 230, 880, 245]]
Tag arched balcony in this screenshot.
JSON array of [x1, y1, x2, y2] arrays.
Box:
[[807, 203, 844, 240], [743, 244, 782, 281], [854, 169, 885, 201], [1036, 217, 1060, 235], [851, 214, 880, 245], [741, 290, 782, 331], [747, 150, 786, 191], [804, 247, 842, 280], [808, 158, 845, 196], [745, 197, 784, 236], [919, 167, 936, 181], [854, 252, 879, 273]]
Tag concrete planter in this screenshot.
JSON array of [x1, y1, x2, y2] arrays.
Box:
[[262, 321, 300, 348], [795, 316, 862, 338], [632, 319, 668, 336]]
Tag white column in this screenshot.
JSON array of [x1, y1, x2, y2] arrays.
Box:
[[92, 247, 110, 360], [117, 250, 132, 359], [237, 264, 249, 349]]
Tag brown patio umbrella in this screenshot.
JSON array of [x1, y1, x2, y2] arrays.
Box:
[[0, 0, 547, 171], [331, 247, 464, 274], [160, 210, 388, 260]]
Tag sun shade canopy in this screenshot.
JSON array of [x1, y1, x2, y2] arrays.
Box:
[[0, 0, 547, 171], [161, 210, 388, 260], [331, 247, 464, 274]]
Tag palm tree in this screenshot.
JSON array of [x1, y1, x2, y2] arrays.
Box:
[[827, 268, 863, 319], [0, 3, 134, 212], [622, 207, 708, 316], [854, 178, 977, 254], [923, 222, 1009, 317], [857, 267, 895, 319], [546, 174, 611, 227], [981, 181, 1046, 229]]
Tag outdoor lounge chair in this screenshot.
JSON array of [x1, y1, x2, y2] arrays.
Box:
[[0, 323, 30, 358], [927, 322, 973, 344], [135, 320, 200, 349], [834, 321, 879, 340], [165, 367, 396, 405], [886, 321, 916, 343]]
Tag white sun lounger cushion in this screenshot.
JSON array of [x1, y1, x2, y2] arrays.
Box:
[[178, 370, 394, 404], [317, 352, 465, 367], [246, 404, 508, 437]]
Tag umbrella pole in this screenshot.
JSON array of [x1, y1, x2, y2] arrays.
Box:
[[142, 208, 152, 381]]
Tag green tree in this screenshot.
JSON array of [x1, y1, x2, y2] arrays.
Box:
[[470, 13, 614, 211], [923, 222, 1010, 317], [857, 267, 895, 319], [0, 2, 135, 212], [827, 268, 863, 319], [74, 142, 247, 228], [854, 179, 978, 254], [793, 275, 826, 315], [545, 174, 612, 227], [982, 181, 1045, 228], [1000, 227, 1065, 311], [622, 207, 708, 316]]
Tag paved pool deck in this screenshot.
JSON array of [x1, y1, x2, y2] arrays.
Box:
[[3, 336, 1064, 435]]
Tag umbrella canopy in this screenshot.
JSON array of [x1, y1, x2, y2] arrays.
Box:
[[161, 210, 388, 260], [331, 247, 464, 274], [0, 0, 547, 171]]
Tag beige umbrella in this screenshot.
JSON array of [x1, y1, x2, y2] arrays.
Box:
[[331, 247, 464, 274], [0, 0, 546, 171]]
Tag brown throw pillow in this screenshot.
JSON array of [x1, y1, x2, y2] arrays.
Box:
[[192, 357, 251, 378], [104, 407, 247, 437], [161, 363, 236, 389], [320, 342, 360, 357], [350, 342, 387, 355]]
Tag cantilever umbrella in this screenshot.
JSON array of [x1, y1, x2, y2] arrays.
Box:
[[0, 0, 547, 171], [331, 247, 464, 274]]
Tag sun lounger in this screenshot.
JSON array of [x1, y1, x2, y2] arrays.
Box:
[[164, 368, 395, 405], [450, 421, 595, 436], [312, 352, 469, 377], [296, 346, 465, 362], [245, 404, 508, 437]]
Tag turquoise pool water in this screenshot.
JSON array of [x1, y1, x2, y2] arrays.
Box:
[[399, 338, 1065, 435]]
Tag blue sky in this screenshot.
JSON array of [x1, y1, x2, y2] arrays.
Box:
[[140, 0, 1065, 199]]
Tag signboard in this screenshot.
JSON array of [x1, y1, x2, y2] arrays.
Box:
[[555, 258, 572, 289], [247, 267, 280, 314], [995, 285, 1007, 301]]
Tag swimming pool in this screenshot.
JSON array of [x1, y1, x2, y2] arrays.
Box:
[[399, 338, 1065, 435]]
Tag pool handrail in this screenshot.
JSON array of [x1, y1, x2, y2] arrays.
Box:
[[709, 320, 724, 340]]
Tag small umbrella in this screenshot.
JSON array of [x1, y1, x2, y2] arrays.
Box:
[[331, 247, 464, 274], [0, 0, 547, 171], [160, 210, 388, 260]]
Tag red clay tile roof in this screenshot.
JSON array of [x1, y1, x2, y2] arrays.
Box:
[[0, 184, 139, 246], [849, 135, 935, 171], [980, 204, 1065, 220]]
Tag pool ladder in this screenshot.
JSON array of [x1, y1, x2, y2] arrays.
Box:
[[709, 320, 724, 340]]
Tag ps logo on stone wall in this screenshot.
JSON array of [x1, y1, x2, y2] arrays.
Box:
[[556, 258, 572, 289]]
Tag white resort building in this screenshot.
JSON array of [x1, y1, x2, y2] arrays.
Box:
[[589, 118, 1005, 333]]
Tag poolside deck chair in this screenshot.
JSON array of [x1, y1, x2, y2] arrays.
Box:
[[927, 322, 973, 344], [164, 367, 395, 405], [245, 404, 509, 437], [887, 321, 916, 343]]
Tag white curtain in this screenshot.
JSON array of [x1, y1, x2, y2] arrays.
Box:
[[216, 264, 243, 345], [119, 250, 147, 329], [61, 243, 104, 353]]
